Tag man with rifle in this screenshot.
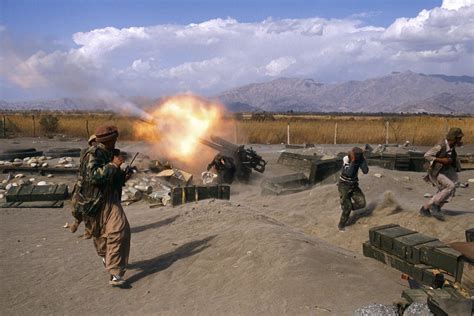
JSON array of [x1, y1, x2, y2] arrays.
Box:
[[71, 125, 135, 287]]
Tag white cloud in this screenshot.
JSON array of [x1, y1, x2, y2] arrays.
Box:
[[3, 1, 474, 101], [442, 0, 473, 10], [265, 57, 296, 76]]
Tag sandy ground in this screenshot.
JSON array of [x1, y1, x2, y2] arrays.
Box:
[[1, 138, 473, 315]]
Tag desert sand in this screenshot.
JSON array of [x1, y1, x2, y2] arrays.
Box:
[[1, 138, 473, 315]]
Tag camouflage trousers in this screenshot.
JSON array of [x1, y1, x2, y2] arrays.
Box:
[[338, 181, 366, 227]]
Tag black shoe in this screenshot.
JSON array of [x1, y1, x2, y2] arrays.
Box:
[[338, 224, 346, 232], [430, 204, 445, 221], [419, 206, 431, 217]]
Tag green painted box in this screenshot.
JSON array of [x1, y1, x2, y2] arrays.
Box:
[[362, 241, 386, 264], [6, 184, 69, 202], [392, 233, 439, 263], [422, 246, 462, 276], [172, 185, 230, 206], [369, 225, 416, 253], [402, 289, 428, 304]]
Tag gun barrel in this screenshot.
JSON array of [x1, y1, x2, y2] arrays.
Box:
[[210, 135, 240, 151], [129, 152, 139, 166]]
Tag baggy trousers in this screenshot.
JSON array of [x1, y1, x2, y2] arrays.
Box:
[[92, 200, 131, 276], [429, 171, 458, 207], [338, 181, 366, 227]]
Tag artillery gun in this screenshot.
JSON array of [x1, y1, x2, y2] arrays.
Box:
[[363, 224, 473, 315], [199, 135, 266, 182]]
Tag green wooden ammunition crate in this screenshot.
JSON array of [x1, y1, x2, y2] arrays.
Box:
[[426, 288, 473, 316], [466, 228, 474, 242], [402, 289, 428, 304], [411, 264, 438, 287], [392, 233, 439, 263], [422, 246, 462, 276], [412, 240, 445, 264], [171, 185, 230, 206], [363, 241, 440, 287], [370, 225, 416, 253], [386, 254, 414, 276], [217, 185, 230, 200], [362, 241, 386, 264], [368, 224, 399, 243], [6, 184, 69, 202]]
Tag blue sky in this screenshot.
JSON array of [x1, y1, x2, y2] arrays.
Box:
[[1, 0, 473, 101]]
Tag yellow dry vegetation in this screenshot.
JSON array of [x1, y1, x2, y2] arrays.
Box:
[[1, 112, 473, 145], [237, 116, 474, 145]]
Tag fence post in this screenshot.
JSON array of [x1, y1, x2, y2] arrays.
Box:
[[334, 122, 338, 145], [287, 123, 290, 145], [385, 121, 389, 144], [2, 115, 5, 138], [86, 120, 90, 138], [32, 115, 36, 137]]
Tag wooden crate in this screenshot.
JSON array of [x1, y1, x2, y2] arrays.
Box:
[[171, 185, 230, 206], [6, 184, 69, 202]]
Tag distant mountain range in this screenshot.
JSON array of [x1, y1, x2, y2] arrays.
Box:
[[1, 71, 473, 114], [217, 71, 474, 114]]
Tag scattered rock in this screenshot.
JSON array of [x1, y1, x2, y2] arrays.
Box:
[[41, 162, 48, 167], [46, 174, 54, 178], [423, 193, 432, 198], [373, 173, 383, 178], [12, 161, 23, 166], [14, 174, 25, 178], [0, 193, 4, 199], [29, 178, 36, 182], [13, 158, 22, 162], [37, 181, 47, 186], [468, 178, 474, 183]]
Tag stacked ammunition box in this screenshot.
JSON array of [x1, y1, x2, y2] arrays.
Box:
[[6, 184, 69, 202], [171, 185, 230, 206], [363, 224, 473, 315]]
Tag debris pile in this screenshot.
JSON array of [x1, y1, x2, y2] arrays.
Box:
[[121, 175, 172, 206]]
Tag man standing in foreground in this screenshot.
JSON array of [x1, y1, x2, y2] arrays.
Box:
[[337, 147, 369, 231], [72, 125, 131, 286], [420, 127, 464, 221]]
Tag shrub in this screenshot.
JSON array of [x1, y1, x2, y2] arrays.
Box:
[[39, 115, 59, 134]]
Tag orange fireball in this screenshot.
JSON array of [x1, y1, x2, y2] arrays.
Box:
[[134, 95, 223, 162]]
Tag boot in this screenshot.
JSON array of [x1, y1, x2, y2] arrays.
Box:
[[430, 204, 445, 221], [419, 206, 431, 217]]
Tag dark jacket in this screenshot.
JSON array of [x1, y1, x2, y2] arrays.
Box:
[[339, 155, 369, 184]]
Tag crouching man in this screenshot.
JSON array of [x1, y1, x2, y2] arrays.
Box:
[[337, 147, 369, 231], [72, 125, 131, 287], [420, 127, 464, 221]]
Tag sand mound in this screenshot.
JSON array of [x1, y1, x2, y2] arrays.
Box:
[[1, 141, 472, 314]]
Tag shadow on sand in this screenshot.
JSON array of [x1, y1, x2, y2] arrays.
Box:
[[442, 209, 474, 217], [127, 235, 216, 284], [346, 202, 377, 226], [131, 215, 180, 234]]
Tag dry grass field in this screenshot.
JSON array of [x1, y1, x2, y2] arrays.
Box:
[[1, 112, 473, 145]]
